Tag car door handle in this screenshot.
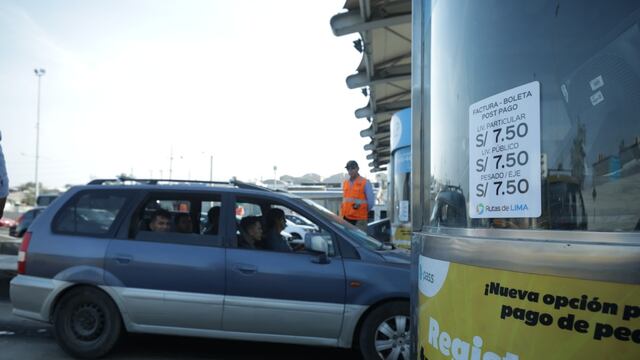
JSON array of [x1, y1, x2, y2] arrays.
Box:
[[234, 264, 257, 274], [114, 255, 133, 264]]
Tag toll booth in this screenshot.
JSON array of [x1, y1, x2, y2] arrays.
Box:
[[389, 108, 412, 246], [411, 1, 640, 359]]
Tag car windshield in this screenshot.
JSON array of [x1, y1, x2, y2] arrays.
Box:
[[301, 198, 385, 251]]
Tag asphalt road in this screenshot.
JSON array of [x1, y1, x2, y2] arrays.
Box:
[[0, 271, 358, 360]]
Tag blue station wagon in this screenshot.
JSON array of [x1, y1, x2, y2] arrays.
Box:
[[10, 179, 410, 359]]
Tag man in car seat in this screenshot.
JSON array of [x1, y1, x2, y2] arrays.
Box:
[[175, 213, 193, 233], [203, 206, 220, 235], [149, 209, 171, 232], [264, 208, 293, 252], [238, 216, 263, 249]]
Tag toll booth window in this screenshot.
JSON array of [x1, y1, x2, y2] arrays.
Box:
[[427, 0, 640, 232]]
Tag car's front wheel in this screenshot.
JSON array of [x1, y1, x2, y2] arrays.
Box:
[[53, 286, 123, 359], [358, 301, 411, 360]]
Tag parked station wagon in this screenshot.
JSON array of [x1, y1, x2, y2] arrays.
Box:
[[10, 179, 410, 359]]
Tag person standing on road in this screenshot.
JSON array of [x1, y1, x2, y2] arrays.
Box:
[[341, 160, 374, 232], [0, 131, 8, 219]]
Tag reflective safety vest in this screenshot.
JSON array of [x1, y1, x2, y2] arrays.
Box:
[[341, 176, 368, 220]]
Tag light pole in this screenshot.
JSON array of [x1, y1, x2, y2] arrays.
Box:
[[199, 152, 213, 181], [34, 68, 46, 202], [273, 165, 277, 189], [169, 146, 173, 180], [209, 154, 213, 182]]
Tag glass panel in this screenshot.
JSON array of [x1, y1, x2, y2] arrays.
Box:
[[55, 192, 127, 235], [200, 200, 222, 235], [139, 198, 193, 234], [394, 147, 412, 224], [428, 0, 640, 232], [271, 205, 328, 253], [303, 199, 386, 251], [234, 200, 263, 249]]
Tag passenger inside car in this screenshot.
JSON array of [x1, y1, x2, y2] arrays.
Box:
[[203, 206, 220, 235], [238, 216, 263, 249], [149, 209, 171, 232], [174, 212, 193, 233], [264, 208, 293, 252]]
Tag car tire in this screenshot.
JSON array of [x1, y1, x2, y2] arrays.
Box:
[[358, 301, 410, 360], [53, 286, 123, 359]]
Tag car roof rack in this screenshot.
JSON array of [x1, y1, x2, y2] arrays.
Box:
[[230, 178, 276, 192], [87, 176, 278, 193]]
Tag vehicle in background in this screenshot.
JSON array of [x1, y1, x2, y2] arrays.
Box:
[[0, 217, 17, 228], [9, 207, 45, 238], [285, 214, 316, 227], [36, 194, 59, 207], [284, 215, 318, 239]]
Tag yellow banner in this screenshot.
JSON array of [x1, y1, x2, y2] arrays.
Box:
[[418, 256, 640, 359]]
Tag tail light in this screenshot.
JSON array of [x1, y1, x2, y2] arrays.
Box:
[[17, 232, 32, 274]]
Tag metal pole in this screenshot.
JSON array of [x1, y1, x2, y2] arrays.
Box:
[[169, 146, 173, 180], [34, 69, 45, 203], [209, 155, 213, 182], [273, 166, 277, 189]]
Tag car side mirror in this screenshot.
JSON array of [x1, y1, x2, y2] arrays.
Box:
[[304, 233, 330, 264], [304, 233, 328, 254]]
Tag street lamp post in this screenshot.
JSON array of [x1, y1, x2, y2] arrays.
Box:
[[34, 68, 46, 203], [273, 165, 277, 189]]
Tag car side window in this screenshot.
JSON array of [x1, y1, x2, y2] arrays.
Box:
[[132, 194, 222, 247], [234, 199, 263, 249], [200, 200, 222, 235], [233, 197, 336, 256], [272, 204, 335, 257], [53, 191, 128, 236]]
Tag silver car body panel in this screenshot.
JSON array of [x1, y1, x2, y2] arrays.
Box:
[[339, 304, 368, 348], [11, 276, 368, 349], [106, 286, 224, 330], [223, 295, 344, 338], [127, 324, 340, 348], [10, 275, 72, 322]]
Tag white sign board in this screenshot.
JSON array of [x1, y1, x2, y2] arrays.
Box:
[[468, 81, 541, 218], [399, 200, 409, 222]]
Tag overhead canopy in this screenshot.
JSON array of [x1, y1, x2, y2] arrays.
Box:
[[330, 0, 412, 172]]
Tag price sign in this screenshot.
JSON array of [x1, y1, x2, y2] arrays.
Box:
[[469, 81, 541, 218]]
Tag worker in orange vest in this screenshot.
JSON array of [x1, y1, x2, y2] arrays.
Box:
[[341, 160, 375, 232]]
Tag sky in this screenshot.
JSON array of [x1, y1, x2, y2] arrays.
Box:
[[0, 0, 372, 189]]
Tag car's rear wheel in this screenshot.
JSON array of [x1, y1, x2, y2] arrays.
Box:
[[53, 286, 123, 359], [358, 301, 410, 360]]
